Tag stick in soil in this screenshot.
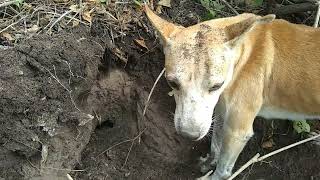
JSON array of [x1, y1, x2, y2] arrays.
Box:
[[0, 16, 27, 34], [47, 10, 72, 32], [313, 1, 320, 27], [227, 133, 320, 180], [96, 128, 147, 158], [143, 68, 166, 116], [0, 0, 15, 8], [220, 0, 239, 15]]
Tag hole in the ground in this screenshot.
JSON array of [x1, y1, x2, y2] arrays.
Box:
[[97, 119, 114, 129]]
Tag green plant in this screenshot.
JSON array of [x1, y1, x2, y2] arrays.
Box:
[[197, 0, 225, 20], [14, 0, 24, 7], [133, 0, 143, 7], [253, 0, 263, 6], [293, 120, 310, 134]]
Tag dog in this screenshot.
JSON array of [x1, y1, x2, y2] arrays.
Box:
[[144, 5, 320, 180]]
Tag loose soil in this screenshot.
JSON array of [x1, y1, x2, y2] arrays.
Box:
[[0, 1, 319, 180]]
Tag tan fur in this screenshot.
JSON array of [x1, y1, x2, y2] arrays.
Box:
[[145, 5, 320, 180]]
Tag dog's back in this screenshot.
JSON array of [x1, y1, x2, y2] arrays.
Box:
[[249, 20, 320, 117]]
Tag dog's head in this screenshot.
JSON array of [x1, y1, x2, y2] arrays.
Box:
[[145, 6, 274, 140]]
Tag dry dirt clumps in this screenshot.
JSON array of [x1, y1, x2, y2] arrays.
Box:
[[0, 30, 103, 179], [0, 22, 206, 179]]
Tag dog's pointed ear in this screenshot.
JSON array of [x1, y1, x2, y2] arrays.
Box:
[[225, 14, 275, 48], [144, 5, 184, 44]]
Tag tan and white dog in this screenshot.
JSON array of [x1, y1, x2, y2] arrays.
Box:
[[144, 5, 320, 180]]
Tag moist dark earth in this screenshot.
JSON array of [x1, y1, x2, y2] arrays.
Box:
[[1, 1, 320, 180]]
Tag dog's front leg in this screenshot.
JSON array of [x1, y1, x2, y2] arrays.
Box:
[[210, 104, 261, 180]]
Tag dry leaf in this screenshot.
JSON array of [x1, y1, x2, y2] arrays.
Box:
[[82, 10, 93, 23], [69, 4, 81, 13], [134, 39, 148, 50], [72, 20, 80, 27], [262, 139, 274, 149], [1, 32, 14, 41], [27, 25, 40, 33], [95, 6, 107, 14], [113, 48, 127, 63], [156, 5, 162, 14], [158, 0, 171, 8]]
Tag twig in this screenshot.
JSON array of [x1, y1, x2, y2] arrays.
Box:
[[26, 158, 41, 172], [11, 138, 42, 152], [0, 0, 15, 8], [97, 139, 132, 157], [42, 12, 88, 26], [47, 65, 86, 114], [122, 128, 147, 168], [227, 133, 320, 180], [220, 0, 239, 15], [42, 167, 85, 172], [272, 3, 318, 15], [142, 68, 166, 115], [122, 138, 135, 168], [47, 10, 72, 32], [313, 1, 320, 27], [0, 16, 27, 33], [227, 153, 260, 180], [257, 133, 320, 161], [50, 65, 71, 93], [66, 174, 73, 180], [196, 170, 213, 180], [96, 128, 147, 158]]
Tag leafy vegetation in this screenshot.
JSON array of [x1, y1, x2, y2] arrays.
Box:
[[254, 0, 264, 6], [14, 0, 24, 7], [196, 0, 225, 20], [293, 120, 311, 134]]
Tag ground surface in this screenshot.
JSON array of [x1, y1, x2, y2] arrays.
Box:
[[0, 0, 320, 180]]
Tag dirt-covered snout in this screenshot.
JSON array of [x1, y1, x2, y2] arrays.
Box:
[[169, 83, 221, 140], [165, 44, 234, 140]]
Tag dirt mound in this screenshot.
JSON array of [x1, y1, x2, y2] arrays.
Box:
[[0, 28, 102, 179], [0, 24, 207, 179]]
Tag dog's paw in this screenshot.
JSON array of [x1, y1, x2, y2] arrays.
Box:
[[308, 130, 320, 146], [198, 154, 217, 173]]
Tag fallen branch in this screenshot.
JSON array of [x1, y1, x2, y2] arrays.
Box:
[[96, 128, 146, 157], [220, 0, 239, 15], [272, 3, 318, 15], [0, 16, 27, 34], [47, 10, 72, 32], [142, 68, 166, 115], [66, 174, 73, 180], [0, 0, 15, 8], [41, 167, 85, 172], [228, 133, 320, 180], [313, 1, 320, 27], [227, 153, 260, 180]]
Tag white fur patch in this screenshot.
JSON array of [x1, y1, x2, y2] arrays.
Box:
[[258, 106, 320, 120]]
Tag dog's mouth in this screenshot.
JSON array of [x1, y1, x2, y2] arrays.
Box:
[[175, 121, 211, 141]]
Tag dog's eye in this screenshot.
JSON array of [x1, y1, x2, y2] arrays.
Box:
[[167, 79, 180, 90], [209, 82, 224, 92]]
